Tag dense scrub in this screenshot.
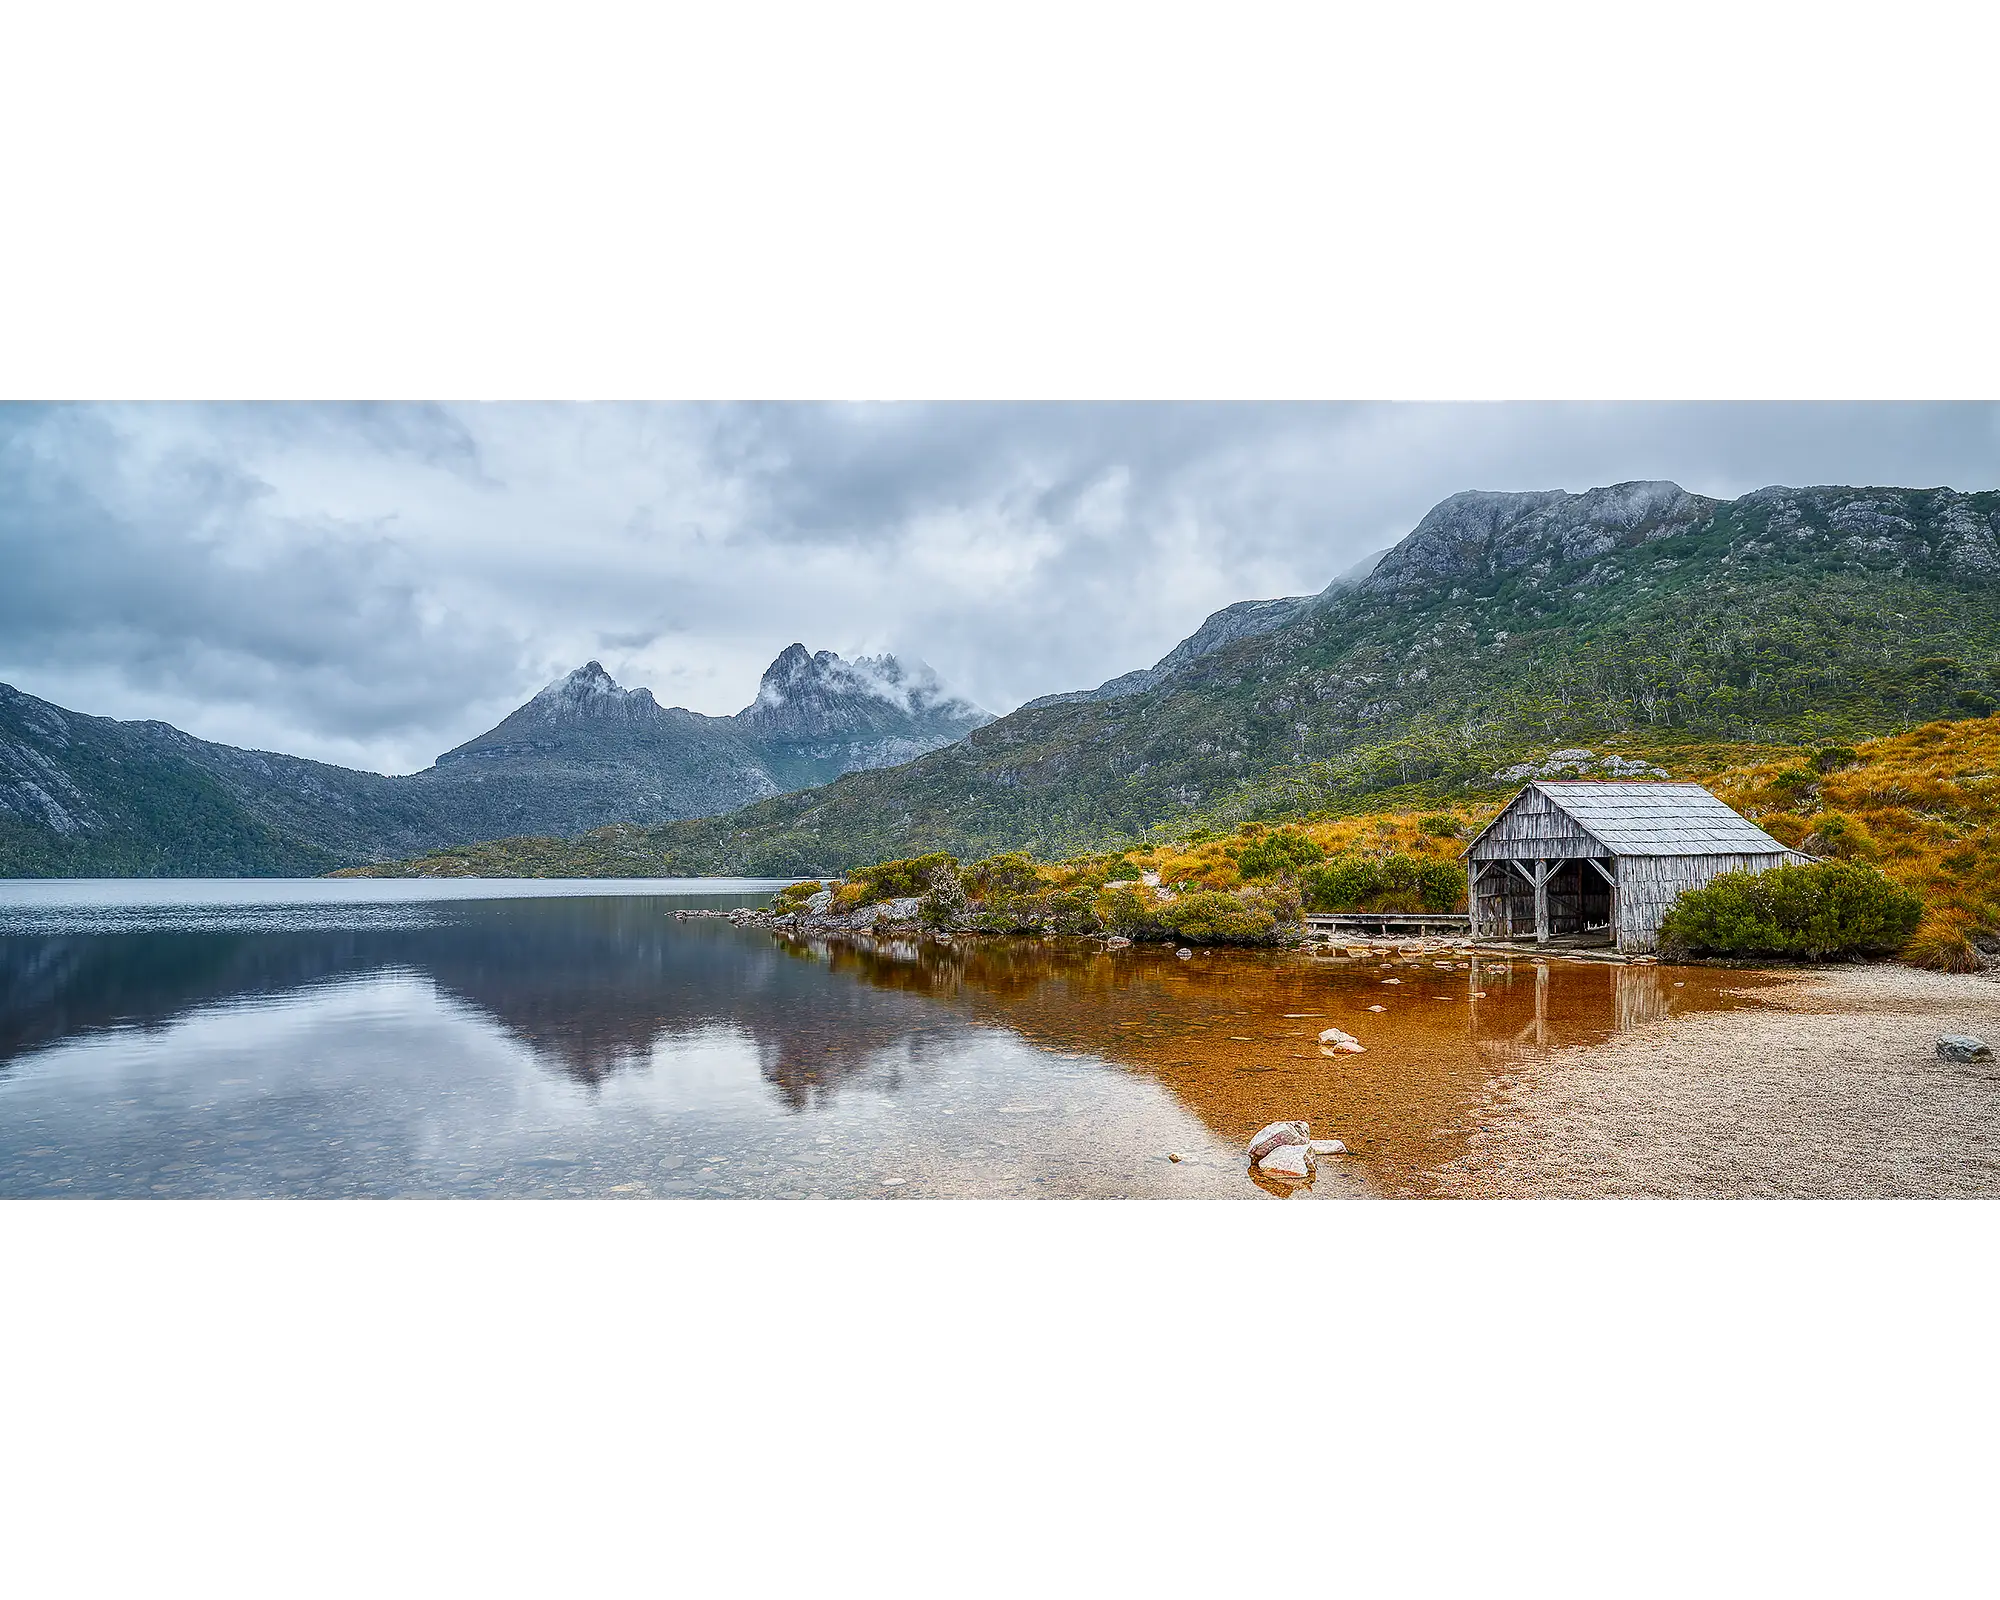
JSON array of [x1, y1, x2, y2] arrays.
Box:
[[1705, 717, 2000, 970], [1658, 861, 1924, 961]]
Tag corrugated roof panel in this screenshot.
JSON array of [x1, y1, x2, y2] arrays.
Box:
[[1531, 781, 1789, 856]]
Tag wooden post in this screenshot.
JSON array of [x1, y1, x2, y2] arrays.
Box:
[[1466, 862, 1478, 938], [1534, 858, 1551, 944]]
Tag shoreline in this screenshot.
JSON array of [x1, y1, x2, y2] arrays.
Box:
[[1430, 963, 2000, 1198]]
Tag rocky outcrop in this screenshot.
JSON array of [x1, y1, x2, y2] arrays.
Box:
[[1360, 481, 1721, 601]]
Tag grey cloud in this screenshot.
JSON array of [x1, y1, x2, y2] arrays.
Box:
[[2, 401, 1997, 774]]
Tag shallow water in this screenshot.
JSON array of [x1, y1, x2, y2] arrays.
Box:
[[0, 880, 1770, 1198]]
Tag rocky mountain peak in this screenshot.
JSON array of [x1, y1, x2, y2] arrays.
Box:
[[1362, 480, 1722, 599], [736, 645, 989, 742], [529, 660, 658, 715]]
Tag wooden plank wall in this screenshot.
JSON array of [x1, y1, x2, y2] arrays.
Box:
[[1616, 852, 1788, 950]]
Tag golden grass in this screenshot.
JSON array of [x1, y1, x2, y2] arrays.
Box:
[[1017, 717, 2000, 969], [1704, 716, 2000, 968]]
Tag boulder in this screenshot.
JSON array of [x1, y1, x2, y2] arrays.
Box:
[[1247, 1119, 1311, 1163], [1937, 1035, 1993, 1063], [1104, 936, 1132, 949], [1176, 947, 1193, 960], [804, 889, 836, 914], [1256, 1143, 1314, 1182]]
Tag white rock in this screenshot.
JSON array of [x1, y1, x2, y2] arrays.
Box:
[[1257, 1143, 1314, 1181], [804, 889, 836, 914], [1247, 1119, 1311, 1163], [1104, 935, 1132, 949], [1309, 1138, 1347, 1156], [1317, 1027, 1364, 1053], [1176, 947, 1193, 960]]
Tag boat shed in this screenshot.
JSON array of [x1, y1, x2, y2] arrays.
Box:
[[1462, 781, 1804, 953]]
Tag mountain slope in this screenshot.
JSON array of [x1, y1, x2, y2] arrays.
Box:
[[413, 480, 2000, 876], [1, 648, 990, 875]]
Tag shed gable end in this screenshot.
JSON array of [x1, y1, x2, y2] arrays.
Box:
[[1466, 784, 1610, 860]]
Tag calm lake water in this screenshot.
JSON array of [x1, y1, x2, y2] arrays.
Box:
[[0, 879, 1768, 1199]]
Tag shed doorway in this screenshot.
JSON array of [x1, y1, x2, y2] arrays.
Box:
[[1483, 858, 1615, 946]]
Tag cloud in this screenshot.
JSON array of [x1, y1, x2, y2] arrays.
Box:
[[2, 401, 1997, 773]]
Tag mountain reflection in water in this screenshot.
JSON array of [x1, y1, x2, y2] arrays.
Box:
[[0, 885, 1769, 1198]]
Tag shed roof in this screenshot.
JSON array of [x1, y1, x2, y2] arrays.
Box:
[[1471, 781, 1791, 858]]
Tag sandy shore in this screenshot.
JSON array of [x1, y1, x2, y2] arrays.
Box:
[[1432, 963, 2000, 1198]]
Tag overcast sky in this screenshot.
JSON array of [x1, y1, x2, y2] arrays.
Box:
[[3, 401, 1997, 774]]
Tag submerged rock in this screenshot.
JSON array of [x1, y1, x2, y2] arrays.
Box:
[[1176, 947, 1193, 960], [1256, 1143, 1314, 1181], [1317, 1027, 1365, 1053], [1309, 1138, 1347, 1156], [1937, 1035, 1993, 1063]]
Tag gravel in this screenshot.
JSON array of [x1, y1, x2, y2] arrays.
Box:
[[1432, 964, 2000, 1198]]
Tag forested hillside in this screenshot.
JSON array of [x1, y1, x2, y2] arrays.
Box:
[[346, 482, 2000, 878]]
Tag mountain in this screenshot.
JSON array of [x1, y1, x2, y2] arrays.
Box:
[[733, 646, 992, 787], [0, 688, 435, 875], [0, 647, 991, 876], [399, 480, 1999, 878]]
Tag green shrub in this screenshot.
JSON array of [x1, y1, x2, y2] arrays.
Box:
[[851, 852, 959, 904], [1812, 745, 1859, 774], [973, 887, 1104, 935], [1658, 860, 1924, 961], [1235, 827, 1326, 881], [1101, 886, 1165, 939], [1103, 856, 1142, 882], [962, 851, 1042, 899], [1302, 852, 1463, 913], [771, 879, 823, 909], [1418, 813, 1464, 838], [1160, 890, 1279, 945], [1769, 766, 1817, 794]]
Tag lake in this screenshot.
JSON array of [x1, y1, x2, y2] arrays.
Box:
[[0, 878, 1765, 1198]]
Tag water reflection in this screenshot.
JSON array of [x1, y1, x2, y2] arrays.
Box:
[[776, 934, 1771, 1195], [0, 882, 1773, 1198]]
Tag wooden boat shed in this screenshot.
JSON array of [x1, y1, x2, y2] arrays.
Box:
[[1462, 781, 1803, 953]]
